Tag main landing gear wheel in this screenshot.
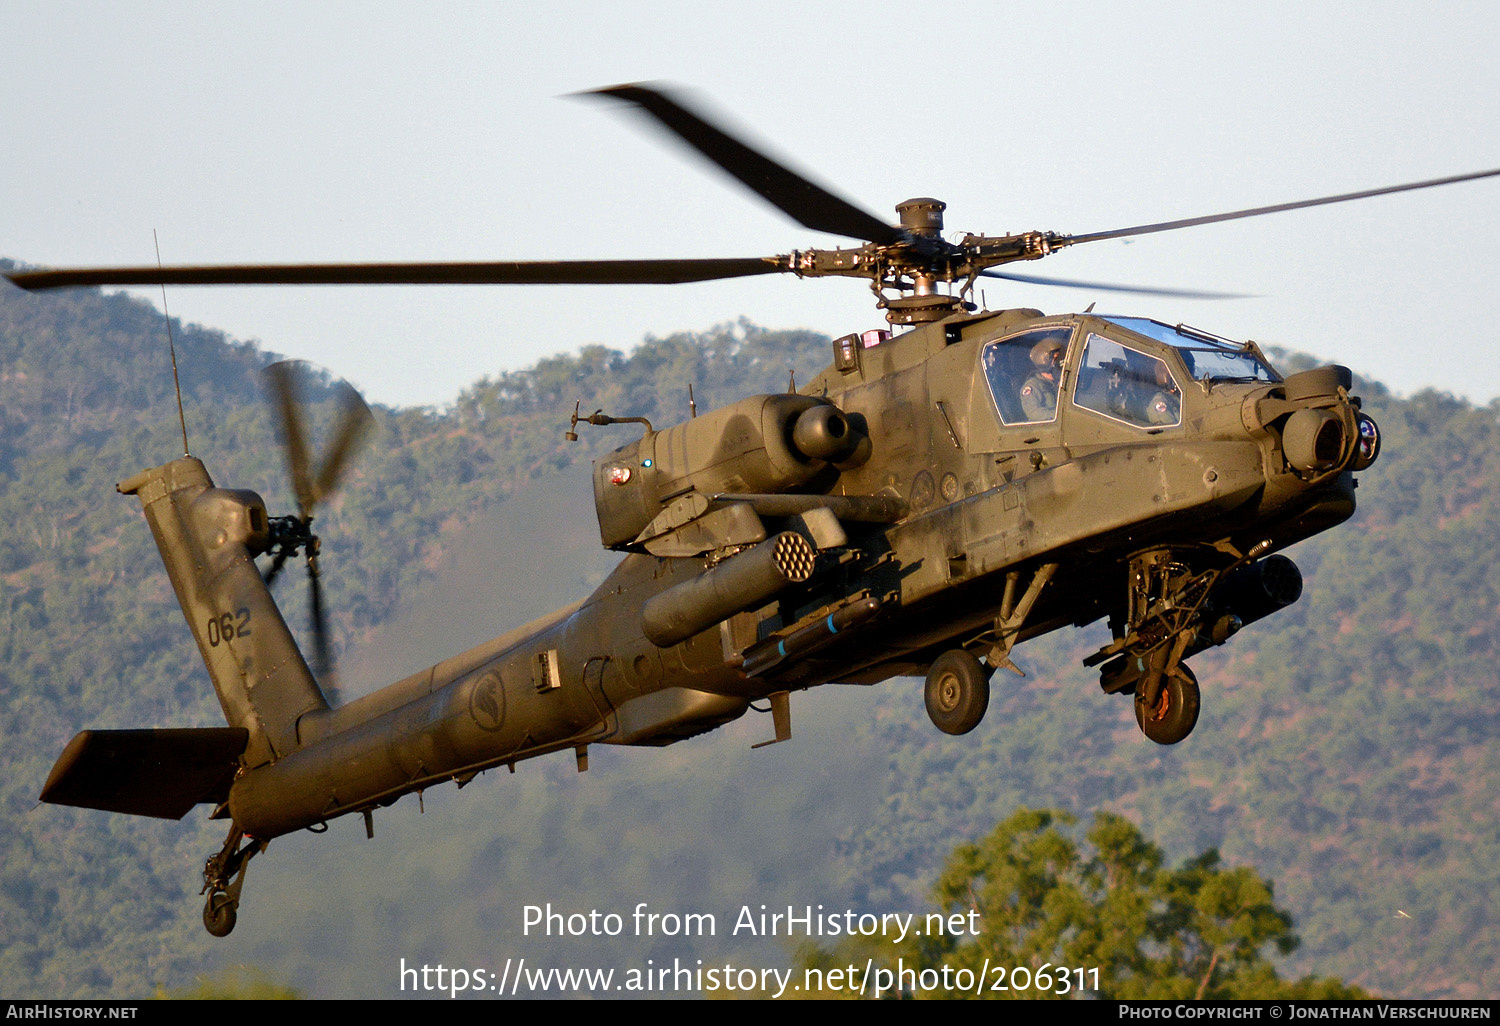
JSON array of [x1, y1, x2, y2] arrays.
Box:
[[1134, 663, 1200, 745], [924, 649, 991, 735], [203, 891, 237, 938], [200, 825, 262, 938]]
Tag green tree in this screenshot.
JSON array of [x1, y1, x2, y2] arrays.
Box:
[[802, 808, 1367, 999], [156, 968, 301, 999]]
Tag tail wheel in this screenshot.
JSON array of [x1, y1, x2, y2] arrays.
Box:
[[203, 891, 238, 938], [1134, 663, 1200, 745], [924, 649, 991, 735]]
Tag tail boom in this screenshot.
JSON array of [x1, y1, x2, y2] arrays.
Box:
[[118, 457, 328, 767]]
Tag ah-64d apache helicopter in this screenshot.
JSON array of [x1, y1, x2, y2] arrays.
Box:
[[10, 85, 1499, 938]]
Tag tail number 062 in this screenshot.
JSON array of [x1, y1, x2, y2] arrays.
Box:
[[206, 608, 252, 646]]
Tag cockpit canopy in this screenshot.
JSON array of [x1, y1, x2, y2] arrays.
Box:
[[1103, 317, 1280, 385], [979, 316, 1280, 435]]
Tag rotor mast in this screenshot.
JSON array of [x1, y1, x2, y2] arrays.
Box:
[[883, 198, 966, 325]]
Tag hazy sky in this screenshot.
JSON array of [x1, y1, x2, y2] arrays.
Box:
[[5, 1, 1499, 408]]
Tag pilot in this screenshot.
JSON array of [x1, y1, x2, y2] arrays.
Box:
[[1145, 361, 1181, 426], [1019, 338, 1064, 421]]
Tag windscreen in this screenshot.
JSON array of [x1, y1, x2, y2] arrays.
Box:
[[1104, 317, 1279, 384]]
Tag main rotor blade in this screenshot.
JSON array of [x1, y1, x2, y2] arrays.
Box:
[[583, 83, 905, 247], [1068, 167, 1500, 246], [311, 381, 375, 508], [266, 362, 316, 516], [5, 257, 787, 290], [979, 269, 1251, 299]]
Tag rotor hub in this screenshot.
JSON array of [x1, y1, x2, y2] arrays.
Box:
[[896, 197, 946, 237]]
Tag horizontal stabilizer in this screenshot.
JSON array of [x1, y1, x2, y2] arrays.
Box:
[[40, 728, 248, 820]]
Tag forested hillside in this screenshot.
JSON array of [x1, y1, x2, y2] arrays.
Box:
[[2, 270, 1496, 998]]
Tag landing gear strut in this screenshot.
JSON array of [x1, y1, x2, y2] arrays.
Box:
[[200, 824, 264, 938], [1089, 548, 1222, 746], [924, 649, 992, 735], [924, 561, 1057, 735]]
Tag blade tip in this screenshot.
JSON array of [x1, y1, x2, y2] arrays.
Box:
[[570, 81, 655, 102]]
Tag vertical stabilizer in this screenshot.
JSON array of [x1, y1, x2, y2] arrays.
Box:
[[119, 457, 327, 767]]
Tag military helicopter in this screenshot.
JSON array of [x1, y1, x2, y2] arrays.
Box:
[[9, 85, 1499, 938]]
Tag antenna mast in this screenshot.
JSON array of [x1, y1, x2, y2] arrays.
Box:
[[154, 230, 190, 456]]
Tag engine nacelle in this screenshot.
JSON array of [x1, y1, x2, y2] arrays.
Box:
[[593, 395, 866, 550]]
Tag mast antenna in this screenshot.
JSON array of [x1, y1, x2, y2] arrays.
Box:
[[153, 230, 191, 456]]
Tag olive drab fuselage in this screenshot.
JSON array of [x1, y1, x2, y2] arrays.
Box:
[[34, 297, 1380, 942], [81, 305, 1368, 840]]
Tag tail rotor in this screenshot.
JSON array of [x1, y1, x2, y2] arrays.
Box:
[[262, 361, 375, 679]]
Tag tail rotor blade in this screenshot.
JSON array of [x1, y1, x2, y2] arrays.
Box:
[[266, 362, 316, 516], [312, 382, 375, 507], [307, 552, 332, 681], [262, 364, 374, 684], [263, 548, 291, 587]]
